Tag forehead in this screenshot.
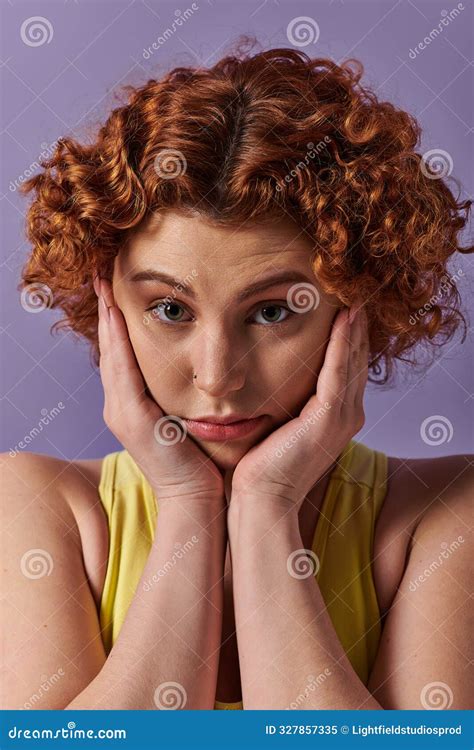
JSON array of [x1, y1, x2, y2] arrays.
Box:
[[120, 209, 316, 277]]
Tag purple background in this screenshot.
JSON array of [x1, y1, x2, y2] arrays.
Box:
[[1, 0, 472, 462]]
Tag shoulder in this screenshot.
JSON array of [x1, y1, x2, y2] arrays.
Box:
[[367, 451, 473, 708], [372, 450, 473, 617], [1, 451, 109, 708], [1, 451, 108, 609]]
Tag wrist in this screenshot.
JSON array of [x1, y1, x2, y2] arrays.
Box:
[[227, 491, 299, 537]]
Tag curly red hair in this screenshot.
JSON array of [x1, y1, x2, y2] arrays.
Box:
[[18, 43, 472, 383]]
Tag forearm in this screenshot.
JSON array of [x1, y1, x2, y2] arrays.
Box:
[[67, 497, 226, 709], [228, 497, 381, 709]]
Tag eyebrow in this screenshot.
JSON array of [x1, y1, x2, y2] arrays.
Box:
[[128, 269, 316, 304]]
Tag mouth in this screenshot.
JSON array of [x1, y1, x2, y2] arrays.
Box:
[[182, 415, 267, 442]]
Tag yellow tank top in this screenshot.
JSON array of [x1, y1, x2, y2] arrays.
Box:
[[97, 438, 388, 710]]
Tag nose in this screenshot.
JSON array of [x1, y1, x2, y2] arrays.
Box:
[[191, 325, 246, 398]]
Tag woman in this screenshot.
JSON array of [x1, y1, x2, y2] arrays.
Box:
[[2, 47, 472, 711]]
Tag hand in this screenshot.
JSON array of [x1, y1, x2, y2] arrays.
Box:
[[95, 275, 224, 503], [231, 304, 369, 511]]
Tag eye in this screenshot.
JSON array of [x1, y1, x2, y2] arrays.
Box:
[[251, 304, 292, 326], [148, 300, 192, 324]]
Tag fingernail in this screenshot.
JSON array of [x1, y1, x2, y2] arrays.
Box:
[[100, 293, 110, 321], [349, 306, 358, 325], [93, 274, 100, 297]]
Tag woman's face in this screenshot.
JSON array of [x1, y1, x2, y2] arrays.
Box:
[[112, 209, 342, 472]]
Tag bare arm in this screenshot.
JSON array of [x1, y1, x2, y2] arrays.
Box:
[[1, 453, 226, 710]]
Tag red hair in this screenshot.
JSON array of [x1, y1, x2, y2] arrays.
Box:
[[18, 42, 472, 382]]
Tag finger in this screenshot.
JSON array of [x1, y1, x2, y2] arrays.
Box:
[[316, 307, 351, 410], [345, 304, 369, 409], [98, 282, 157, 426]]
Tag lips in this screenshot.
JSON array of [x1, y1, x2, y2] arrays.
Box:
[[183, 415, 267, 441]]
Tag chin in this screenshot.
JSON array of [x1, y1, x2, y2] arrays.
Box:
[[192, 436, 255, 472]]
